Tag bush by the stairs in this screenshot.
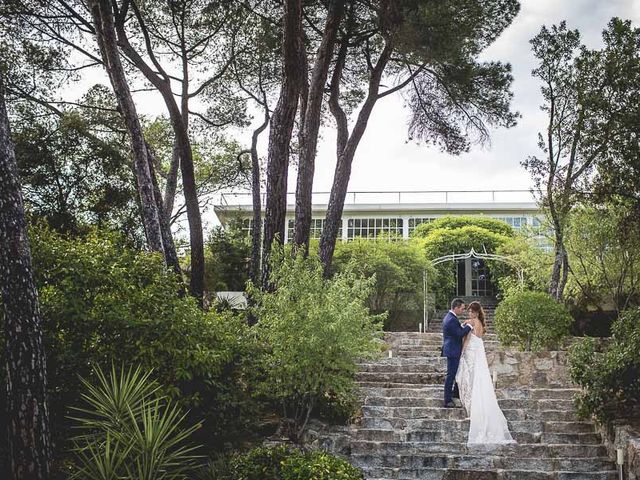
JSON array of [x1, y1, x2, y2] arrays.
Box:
[[248, 252, 383, 441], [569, 307, 640, 422], [494, 290, 572, 351], [201, 445, 364, 480]]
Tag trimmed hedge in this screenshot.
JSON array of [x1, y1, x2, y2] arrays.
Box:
[[494, 290, 572, 351], [413, 215, 515, 238]]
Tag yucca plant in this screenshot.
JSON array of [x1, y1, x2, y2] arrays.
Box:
[[69, 364, 202, 480]]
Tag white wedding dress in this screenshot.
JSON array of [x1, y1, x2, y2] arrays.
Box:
[[456, 333, 516, 445]]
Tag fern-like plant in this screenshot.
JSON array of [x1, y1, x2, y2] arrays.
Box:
[[70, 365, 202, 480]]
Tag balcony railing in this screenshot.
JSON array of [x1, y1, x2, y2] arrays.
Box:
[[218, 189, 536, 207]]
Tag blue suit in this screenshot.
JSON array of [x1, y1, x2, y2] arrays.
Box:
[[442, 311, 472, 404]]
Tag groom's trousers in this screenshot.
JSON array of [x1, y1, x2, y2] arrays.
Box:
[[444, 356, 461, 404]]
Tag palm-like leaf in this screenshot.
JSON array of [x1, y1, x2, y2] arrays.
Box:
[[70, 364, 202, 480]]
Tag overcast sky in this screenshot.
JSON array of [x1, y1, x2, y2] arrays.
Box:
[[301, 0, 640, 194], [71, 0, 639, 229]]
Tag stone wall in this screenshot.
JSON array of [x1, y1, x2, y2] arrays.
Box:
[[596, 421, 640, 479], [487, 350, 570, 388]]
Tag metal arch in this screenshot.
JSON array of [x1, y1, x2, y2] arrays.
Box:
[[422, 248, 524, 332]]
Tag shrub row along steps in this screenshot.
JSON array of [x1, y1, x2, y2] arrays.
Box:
[[305, 332, 617, 480]]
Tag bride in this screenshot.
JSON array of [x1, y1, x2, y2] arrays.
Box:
[[456, 301, 516, 445]]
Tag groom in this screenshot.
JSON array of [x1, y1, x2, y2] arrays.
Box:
[[442, 298, 472, 408]]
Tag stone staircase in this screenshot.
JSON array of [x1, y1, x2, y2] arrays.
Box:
[[307, 332, 617, 480]]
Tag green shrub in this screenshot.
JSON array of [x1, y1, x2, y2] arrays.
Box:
[[248, 252, 383, 441], [412, 215, 515, 238], [201, 445, 364, 480], [228, 445, 291, 480], [569, 307, 640, 422], [331, 239, 434, 329], [205, 221, 251, 292], [280, 449, 364, 480], [494, 290, 572, 351], [70, 365, 201, 480], [1, 226, 261, 453]]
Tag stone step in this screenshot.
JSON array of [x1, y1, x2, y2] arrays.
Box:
[[385, 333, 499, 340], [359, 418, 597, 435], [357, 363, 449, 374], [388, 342, 501, 351], [363, 467, 617, 480], [310, 330, 616, 479], [356, 372, 447, 384], [360, 386, 579, 401], [363, 396, 575, 411], [403, 430, 602, 445], [348, 441, 607, 458], [350, 453, 614, 472], [361, 406, 580, 422], [354, 428, 601, 445], [357, 375, 568, 391], [392, 350, 444, 358]]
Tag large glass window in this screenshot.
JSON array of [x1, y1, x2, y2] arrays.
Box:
[[494, 216, 528, 230], [347, 217, 403, 240], [471, 259, 494, 297], [286, 218, 340, 242]]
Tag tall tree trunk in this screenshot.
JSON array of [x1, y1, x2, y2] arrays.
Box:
[[549, 240, 564, 300], [319, 37, 393, 276], [261, 0, 304, 289], [293, 0, 344, 253], [548, 196, 567, 301], [114, 5, 205, 305], [163, 143, 180, 220], [249, 111, 270, 287], [146, 144, 182, 277], [0, 73, 51, 480], [246, 111, 270, 327], [88, 0, 164, 255], [559, 247, 569, 300]]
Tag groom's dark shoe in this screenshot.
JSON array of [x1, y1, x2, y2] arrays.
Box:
[[444, 401, 457, 408]]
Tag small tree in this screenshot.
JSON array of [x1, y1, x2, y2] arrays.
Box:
[[564, 204, 640, 314], [248, 252, 383, 441], [413, 216, 515, 238], [525, 18, 640, 301], [414, 217, 513, 307], [331, 239, 433, 330]]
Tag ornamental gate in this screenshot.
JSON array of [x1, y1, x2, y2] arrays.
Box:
[[422, 248, 523, 331]]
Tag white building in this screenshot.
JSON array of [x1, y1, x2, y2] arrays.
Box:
[[214, 190, 544, 299], [215, 189, 541, 240]]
